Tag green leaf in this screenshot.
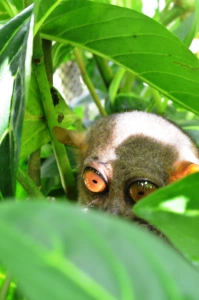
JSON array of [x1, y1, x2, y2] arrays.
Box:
[[9, 0, 24, 11], [34, 0, 62, 35], [0, 0, 19, 21], [52, 42, 73, 72], [40, 1, 199, 114], [114, 92, 148, 112], [134, 173, 199, 267], [0, 201, 199, 299], [21, 82, 79, 158], [0, 6, 32, 197], [53, 87, 81, 128], [89, 0, 142, 11], [173, 0, 199, 47], [20, 71, 50, 158], [0, 2, 10, 21]]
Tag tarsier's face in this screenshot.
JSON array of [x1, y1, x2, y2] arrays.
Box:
[[79, 135, 176, 221], [54, 112, 199, 226]]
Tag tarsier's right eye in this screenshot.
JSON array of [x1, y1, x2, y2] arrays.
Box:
[[83, 168, 108, 193], [128, 180, 158, 203]]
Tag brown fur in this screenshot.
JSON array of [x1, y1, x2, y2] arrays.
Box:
[[54, 111, 199, 225]]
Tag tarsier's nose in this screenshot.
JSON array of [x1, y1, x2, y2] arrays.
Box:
[[86, 197, 125, 214]]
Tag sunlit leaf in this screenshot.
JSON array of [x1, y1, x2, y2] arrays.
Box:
[[0, 202, 199, 299], [40, 1, 199, 114], [0, 6, 32, 197], [134, 173, 199, 267], [21, 80, 79, 158]]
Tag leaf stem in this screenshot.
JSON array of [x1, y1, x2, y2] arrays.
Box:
[[119, 71, 135, 93], [17, 168, 46, 199], [28, 149, 41, 187], [160, 0, 173, 16], [93, 55, 113, 89], [109, 68, 126, 104], [0, 273, 12, 300], [74, 48, 107, 116], [33, 34, 76, 199], [150, 87, 165, 115], [42, 39, 53, 84], [160, 5, 185, 26]]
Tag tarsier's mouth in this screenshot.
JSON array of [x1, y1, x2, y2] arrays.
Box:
[[132, 215, 167, 239], [85, 202, 165, 238]]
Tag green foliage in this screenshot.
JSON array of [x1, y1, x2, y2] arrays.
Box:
[[134, 172, 199, 266], [0, 0, 199, 299], [1, 201, 199, 300], [41, 1, 199, 113]]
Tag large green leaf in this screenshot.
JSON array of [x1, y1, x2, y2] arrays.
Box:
[[89, 0, 142, 11], [0, 6, 33, 197], [134, 173, 199, 267], [34, 0, 62, 34], [0, 201, 199, 299], [20, 71, 50, 158], [39, 1, 199, 114], [21, 75, 80, 157]]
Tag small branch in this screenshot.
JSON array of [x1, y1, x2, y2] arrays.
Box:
[[150, 87, 165, 115], [0, 273, 12, 300], [109, 68, 126, 104], [28, 149, 41, 187], [74, 48, 107, 116], [160, 5, 185, 26], [42, 39, 53, 84], [161, 97, 169, 112], [160, 0, 173, 16], [17, 168, 46, 199], [119, 71, 135, 93], [32, 34, 76, 199], [93, 55, 113, 89]]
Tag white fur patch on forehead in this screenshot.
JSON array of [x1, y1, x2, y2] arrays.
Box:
[[112, 112, 199, 164]]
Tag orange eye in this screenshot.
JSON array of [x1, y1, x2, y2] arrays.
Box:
[[128, 180, 157, 203], [83, 168, 108, 193]]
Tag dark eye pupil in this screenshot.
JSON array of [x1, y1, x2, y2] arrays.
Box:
[[138, 191, 145, 195], [128, 179, 158, 203]]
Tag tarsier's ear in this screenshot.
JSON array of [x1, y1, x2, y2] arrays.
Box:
[[53, 126, 86, 149], [168, 161, 199, 183]]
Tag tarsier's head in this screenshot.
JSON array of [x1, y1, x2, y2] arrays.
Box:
[[54, 111, 199, 226]]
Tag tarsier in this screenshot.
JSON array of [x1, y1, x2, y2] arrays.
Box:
[[54, 111, 199, 229]]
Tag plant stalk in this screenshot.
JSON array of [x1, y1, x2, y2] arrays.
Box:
[[28, 149, 41, 187], [42, 39, 53, 84], [150, 87, 165, 115], [0, 273, 12, 300], [17, 168, 46, 199], [33, 34, 76, 200], [74, 48, 107, 116], [119, 71, 135, 93], [109, 68, 126, 104], [160, 5, 185, 26], [93, 55, 113, 89]]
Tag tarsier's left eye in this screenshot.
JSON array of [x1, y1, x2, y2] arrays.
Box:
[[83, 167, 108, 193], [128, 180, 158, 203]]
